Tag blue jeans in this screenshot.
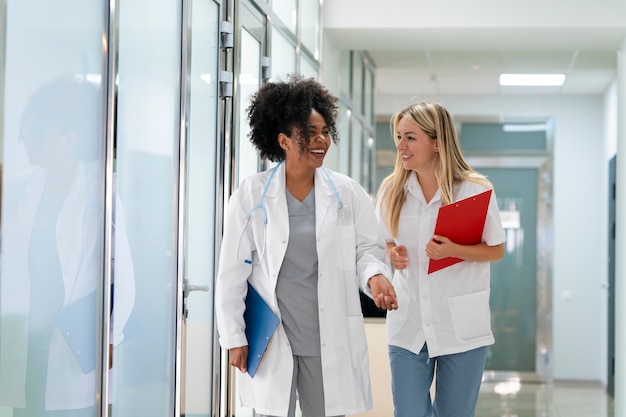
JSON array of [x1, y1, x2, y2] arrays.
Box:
[[389, 344, 487, 417]]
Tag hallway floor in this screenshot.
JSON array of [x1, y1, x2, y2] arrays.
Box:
[[475, 380, 614, 417]]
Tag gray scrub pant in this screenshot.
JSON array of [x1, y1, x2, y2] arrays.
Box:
[[389, 343, 487, 417], [256, 355, 344, 417]]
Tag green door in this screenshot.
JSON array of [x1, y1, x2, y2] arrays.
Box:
[[481, 167, 538, 373]]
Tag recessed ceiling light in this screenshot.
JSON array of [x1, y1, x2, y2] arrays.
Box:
[[499, 73, 565, 86], [502, 123, 548, 132]]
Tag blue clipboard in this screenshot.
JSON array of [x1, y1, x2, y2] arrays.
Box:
[[53, 291, 98, 373], [244, 282, 280, 378], [53, 288, 142, 374]]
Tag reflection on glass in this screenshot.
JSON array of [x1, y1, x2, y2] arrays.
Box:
[[0, 75, 135, 417], [270, 27, 296, 83], [299, 0, 319, 59], [272, 0, 297, 34], [350, 121, 363, 185], [500, 198, 524, 265], [364, 66, 373, 126], [337, 103, 351, 175], [111, 0, 181, 414], [182, 0, 219, 414], [300, 55, 318, 80], [351, 52, 363, 116], [238, 29, 261, 185], [338, 52, 351, 101]]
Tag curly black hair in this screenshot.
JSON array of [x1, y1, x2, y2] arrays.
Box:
[[20, 75, 101, 162], [246, 76, 339, 162]]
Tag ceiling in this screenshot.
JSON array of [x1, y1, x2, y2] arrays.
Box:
[[368, 49, 617, 96], [334, 28, 625, 97]]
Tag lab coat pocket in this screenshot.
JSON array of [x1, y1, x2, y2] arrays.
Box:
[[334, 224, 356, 271], [385, 289, 418, 340], [346, 316, 368, 369], [344, 273, 362, 317], [448, 290, 492, 342]]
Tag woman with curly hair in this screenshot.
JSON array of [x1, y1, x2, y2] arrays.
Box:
[[215, 76, 398, 417], [376, 101, 505, 417]]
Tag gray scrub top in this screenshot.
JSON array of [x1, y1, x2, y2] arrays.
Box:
[[276, 187, 320, 356]]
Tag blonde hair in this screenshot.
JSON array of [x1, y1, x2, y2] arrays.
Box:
[[377, 101, 491, 238]]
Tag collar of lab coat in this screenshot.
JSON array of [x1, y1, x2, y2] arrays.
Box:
[[262, 162, 338, 239]]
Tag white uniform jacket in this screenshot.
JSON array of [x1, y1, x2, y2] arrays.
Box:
[[376, 174, 506, 358], [0, 163, 135, 410], [215, 163, 392, 416]]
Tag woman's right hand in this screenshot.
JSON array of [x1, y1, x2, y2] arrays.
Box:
[[388, 244, 409, 270], [230, 346, 249, 373]]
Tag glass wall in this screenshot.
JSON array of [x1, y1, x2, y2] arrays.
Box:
[[112, 0, 183, 414], [0, 2, 108, 416], [0, 0, 332, 416], [336, 51, 377, 194], [0, 0, 185, 415]]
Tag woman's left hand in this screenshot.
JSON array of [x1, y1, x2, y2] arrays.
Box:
[[368, 275, 398, 310], [425, 235, 455, 260]]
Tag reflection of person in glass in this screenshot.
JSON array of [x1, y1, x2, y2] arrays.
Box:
[[0, 76, 135, 416]]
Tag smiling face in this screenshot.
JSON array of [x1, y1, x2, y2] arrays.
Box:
[[395, 116, 439, 173], [280, 109, 331, 170]]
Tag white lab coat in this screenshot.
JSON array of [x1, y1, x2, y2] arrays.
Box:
[[0, 163, 135, 410], [376, 175, 506, 358], [215, 163, 392, 416]]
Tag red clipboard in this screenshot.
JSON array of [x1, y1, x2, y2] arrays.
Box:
[[428, 189, 492, 274]]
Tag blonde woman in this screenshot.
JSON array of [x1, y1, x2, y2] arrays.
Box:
[[376, 101, 505, 417]]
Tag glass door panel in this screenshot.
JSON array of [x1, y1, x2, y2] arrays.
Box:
[[112, 0, 183, 414], [481, 167, 539, 374], [350, 120, 363, 185], [231, 3, 267, 416], [272, 0, 297, 34], [270, 27, 296, 82], [181, 0, 220, 415], [299, 0, 320, 59], [236, 3, 264, 186], [0, 1, 106, 415]]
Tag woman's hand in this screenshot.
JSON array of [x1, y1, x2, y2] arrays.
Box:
[[426, 235, 505, 262], [229, 346, 249, 373], [387, 243, 409, 270], [425, 235, 455, 260], [368, 274, 399, 310]]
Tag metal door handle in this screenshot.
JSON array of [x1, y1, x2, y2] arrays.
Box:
[[183, 278, 210, 299]]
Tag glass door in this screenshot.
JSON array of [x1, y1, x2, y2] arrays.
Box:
[[227, 2, 268, 416], [180, 0, 223, 416]]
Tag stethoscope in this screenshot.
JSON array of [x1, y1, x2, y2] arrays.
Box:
[[235, 161, 350, 264]]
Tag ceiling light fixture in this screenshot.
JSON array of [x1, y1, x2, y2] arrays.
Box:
[[502, 123, 548, 132], [499, 73, 565, 86]]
